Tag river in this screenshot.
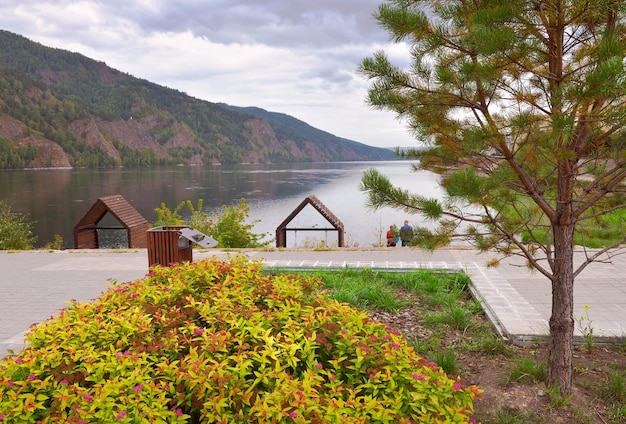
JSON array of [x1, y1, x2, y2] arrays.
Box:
[[0, 161, 446, 248]]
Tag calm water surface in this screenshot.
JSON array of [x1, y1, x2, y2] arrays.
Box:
[[0, 161, 446, 248]]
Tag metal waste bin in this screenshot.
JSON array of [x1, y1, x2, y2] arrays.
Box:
[[147, 226, 193, 267]]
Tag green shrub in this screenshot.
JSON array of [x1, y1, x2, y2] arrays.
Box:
[[153, 200, 186, 227], [0, 258, 480, 423], [153, 198, 270, 248], [0, 200, 37, 250], [205, 198, 269, 248]]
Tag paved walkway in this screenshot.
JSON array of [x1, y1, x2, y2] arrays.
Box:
[[1, 248, 625, 357]]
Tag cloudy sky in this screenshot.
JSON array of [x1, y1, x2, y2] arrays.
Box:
[[0, 0, 417, 149]]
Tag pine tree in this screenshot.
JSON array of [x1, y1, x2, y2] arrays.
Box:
[[359, 0, 626, 395]]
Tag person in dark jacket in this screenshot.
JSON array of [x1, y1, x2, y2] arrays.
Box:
[[399, 220, 413, 247]]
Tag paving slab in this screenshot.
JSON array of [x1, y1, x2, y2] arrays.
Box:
[[1, 247, 625, 357]]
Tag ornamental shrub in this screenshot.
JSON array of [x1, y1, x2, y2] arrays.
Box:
[[0, 257, 480, 423]]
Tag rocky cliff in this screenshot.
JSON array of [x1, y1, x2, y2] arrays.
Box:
[[0, 30, 394, 169]]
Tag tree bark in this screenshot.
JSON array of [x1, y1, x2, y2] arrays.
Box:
[[547, 218, 575, 395]]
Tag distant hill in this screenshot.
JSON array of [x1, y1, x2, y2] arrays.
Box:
[[0, 30, 393, 169]]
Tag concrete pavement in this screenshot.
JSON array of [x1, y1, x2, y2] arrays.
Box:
[[1, 247, 625, 357]]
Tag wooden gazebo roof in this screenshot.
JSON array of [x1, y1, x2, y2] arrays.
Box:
[[275, 195, 344, 248], [73, 195, 149, 249]]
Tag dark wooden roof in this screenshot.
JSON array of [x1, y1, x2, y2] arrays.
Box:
[[277, 195, 344, 231], [74, 195, 147, 230]]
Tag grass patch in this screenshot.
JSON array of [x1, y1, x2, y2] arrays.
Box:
[[308, 268, 406, 310], [294, 267, 487, 338], [503, 357, 547, 384], [265, 265, 626, 422], [309, 268, 473, 307], [391, 269, 471, 301], [602, 369, 626, 404], [485, 409, 541, 424], [467, 332, 511, 355], [424, 303, 473, 330], [516, 203, 626, 248], [409, 337, 441, 356], [432, 350, 458, 375]]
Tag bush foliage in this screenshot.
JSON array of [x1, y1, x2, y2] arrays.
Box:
[[153, 198, 269, 248], [0, 200, 37, 250], [0, 258, 480, 422]]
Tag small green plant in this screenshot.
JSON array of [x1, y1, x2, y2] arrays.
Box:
[[576, 305, 594, 352], [613, 335, 626, 351], [601, 369, 626, 403], [409, 337, 441, 356], [432, 350, 458, 375], [0, 200, 37, 250], [570, 405, 594, 424], [312, 240, 337, 250], [424, 303, 472, 330], [361, 285, 406, 310], [296, 236, 337, 250], [468, 332, 511, 355], [503, 357, 547, 384], [153, 200, 185, 226], [182, 198, 211, 234], [43, 234, 64, 250], [488, 409, 541, 424], [609, 403, 626, 423], [546, 385, 574, 408]]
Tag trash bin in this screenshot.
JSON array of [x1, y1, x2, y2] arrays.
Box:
[[147, 226, 193, 267]]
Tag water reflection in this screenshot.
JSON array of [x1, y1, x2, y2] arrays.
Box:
[[0, 161, 446, 248]]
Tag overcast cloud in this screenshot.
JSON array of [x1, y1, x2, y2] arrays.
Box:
[[0, 0, 416, 148]]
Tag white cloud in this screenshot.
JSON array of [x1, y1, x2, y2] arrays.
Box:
[[0, 0, 418, 148]]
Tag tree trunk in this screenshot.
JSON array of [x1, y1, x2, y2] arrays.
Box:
[[547, 221, 575, 395]]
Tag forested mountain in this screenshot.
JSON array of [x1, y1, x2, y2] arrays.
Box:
[[0, 30, 393, 169]]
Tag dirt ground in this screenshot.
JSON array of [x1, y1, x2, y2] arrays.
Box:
[[462, 344, 625, 423], [370, 300, 626, 423]]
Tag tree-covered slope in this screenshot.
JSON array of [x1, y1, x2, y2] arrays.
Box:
[[0, 30, 393, 168]]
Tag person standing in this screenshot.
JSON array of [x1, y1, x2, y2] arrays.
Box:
[[386, 225, 396, 247], [399, 220, 413, 247]]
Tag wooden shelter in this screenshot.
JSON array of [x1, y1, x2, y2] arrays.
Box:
[[73, 195, 149, 249], [275, 195, 344, 248]]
